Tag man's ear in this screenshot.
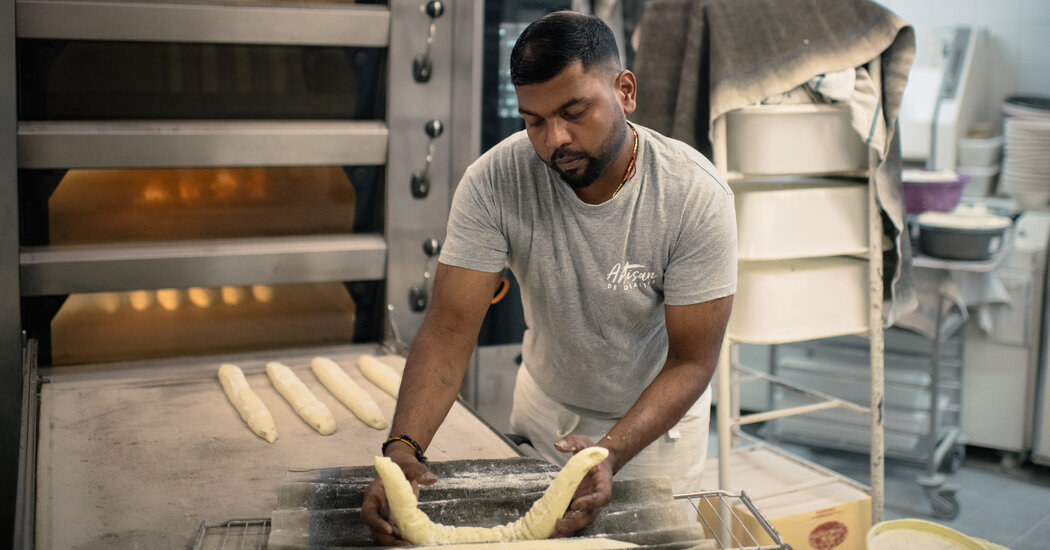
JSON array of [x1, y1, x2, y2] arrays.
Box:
[[615, 70, 637, 115]]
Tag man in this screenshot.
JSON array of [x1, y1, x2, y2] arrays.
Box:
[[363, 10, 736, 543]]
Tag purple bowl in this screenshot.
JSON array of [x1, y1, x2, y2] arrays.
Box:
[[902, 175, 969, 214]]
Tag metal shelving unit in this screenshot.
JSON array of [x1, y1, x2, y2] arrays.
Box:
[[711, 105, 887, 530]]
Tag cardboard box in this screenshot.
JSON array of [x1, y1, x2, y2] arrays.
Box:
[[697, 446, 871, 550]]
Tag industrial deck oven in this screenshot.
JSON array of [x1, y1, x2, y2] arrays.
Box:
[[1, 0, 511, 546]]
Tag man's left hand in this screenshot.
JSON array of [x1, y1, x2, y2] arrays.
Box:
[[551, 434, 614, 537]]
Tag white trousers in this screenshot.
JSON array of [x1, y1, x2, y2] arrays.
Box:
[[508, 364, 712, 497]]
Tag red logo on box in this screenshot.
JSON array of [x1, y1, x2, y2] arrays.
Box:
[[809, 520, 849, 549]]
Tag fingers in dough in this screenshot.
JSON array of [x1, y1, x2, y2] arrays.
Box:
[[375, 446, 610, 544]]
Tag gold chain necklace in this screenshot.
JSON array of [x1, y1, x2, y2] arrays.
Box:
[[611, 125, 639, 198]]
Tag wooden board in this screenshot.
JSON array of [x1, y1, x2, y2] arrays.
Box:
[[33, 344, 518, 549]]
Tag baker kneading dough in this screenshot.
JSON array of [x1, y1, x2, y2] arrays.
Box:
[[217, 363, 277, 443], [310, 356, 387, 429], [266, 361, 336, 435], [375, 446, 609, 545], [357, 354, 402, 398]]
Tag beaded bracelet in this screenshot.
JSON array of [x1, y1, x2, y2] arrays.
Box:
[[382, 434, 429, 465]]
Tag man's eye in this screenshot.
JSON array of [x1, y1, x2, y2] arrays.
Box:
[[564, 110, 584, 119], [525, 118, 544, 128]]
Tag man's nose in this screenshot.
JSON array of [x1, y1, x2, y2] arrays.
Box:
[[546, 119, 572, 151]]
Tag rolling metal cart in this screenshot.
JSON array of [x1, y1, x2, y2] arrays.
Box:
[[711, 106, 887, 532]]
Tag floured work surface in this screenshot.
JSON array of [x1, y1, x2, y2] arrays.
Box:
[[34, 344, 518, 549], [269, 457, 714, 549]]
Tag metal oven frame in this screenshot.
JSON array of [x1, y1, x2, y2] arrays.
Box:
[[0, 0, 483, 545]]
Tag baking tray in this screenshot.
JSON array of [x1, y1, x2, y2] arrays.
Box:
[[31, 343, 519, 549]]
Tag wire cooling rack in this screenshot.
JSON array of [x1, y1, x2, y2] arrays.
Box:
[[675, 489, 792, 550]]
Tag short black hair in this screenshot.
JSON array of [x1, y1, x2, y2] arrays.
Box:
[[510, 10, 621, 86]]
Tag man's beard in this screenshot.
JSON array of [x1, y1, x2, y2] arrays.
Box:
[[548, 118, 628, 189]]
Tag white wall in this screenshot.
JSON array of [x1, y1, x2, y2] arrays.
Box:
[[879, 0, 1050, 131]]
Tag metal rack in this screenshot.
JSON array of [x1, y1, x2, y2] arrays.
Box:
[[711, 100, 887, 533], [194, 518, 271, 550], [676, 490, 791, 550], [195, 492, 789, 550]]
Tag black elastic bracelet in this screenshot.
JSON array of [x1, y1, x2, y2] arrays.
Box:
[[382, 434, 429, 465]]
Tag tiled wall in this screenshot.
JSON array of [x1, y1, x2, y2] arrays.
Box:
[[878, 0, 1050, 131]]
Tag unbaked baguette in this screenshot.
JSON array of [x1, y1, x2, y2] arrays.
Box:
[[266, 361, 336, 435], [310, 356, 387, 430], [375, 446, 609, 544], [217, 363, 278, 443], [356, 354, 402, 398]]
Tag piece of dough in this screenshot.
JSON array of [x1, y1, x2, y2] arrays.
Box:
[[375, 446, 609, 544], [412, 538, 638, 549], [266, 361, 336, 435], [310, 356, 387, 430], [217, 363, 278, 443], [357, 354, 402, 398]]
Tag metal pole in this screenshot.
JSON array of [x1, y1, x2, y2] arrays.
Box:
[[868, 147, 885, 525]]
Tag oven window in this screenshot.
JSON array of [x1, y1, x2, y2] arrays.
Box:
[[50, 282, 362, 365], [47, 167, 362, 244], [18, 40, 386, 121], [20, 166, 383, 246]]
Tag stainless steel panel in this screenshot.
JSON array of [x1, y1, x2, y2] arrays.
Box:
[[18, 120, 388, 169], [384, 0, 472, 341], [33, 344, 517, 548], [20, 234, 387, 295], [17, 0, 390, 46], [449, 0, 483, 198], [2, 0, 22, 541]]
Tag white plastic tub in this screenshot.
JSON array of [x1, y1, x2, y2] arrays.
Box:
[[957, 134, 1003, 167], [729, 257, 870, 344], [725, 104, 869, 175], [732, 178, 868, 260], [956, 163, 1000, 197]]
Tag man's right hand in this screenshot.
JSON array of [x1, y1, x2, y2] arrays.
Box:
[[361, 446, 438, 546]]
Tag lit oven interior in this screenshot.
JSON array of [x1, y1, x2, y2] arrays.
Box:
[[18, 37, 389, 366]]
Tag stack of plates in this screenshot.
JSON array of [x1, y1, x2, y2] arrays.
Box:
[[1001, 96, 1050, 210]]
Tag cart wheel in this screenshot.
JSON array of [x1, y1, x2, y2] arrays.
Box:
[[941, 443, 966, 474], [929, 487, 960, 520], [999, 451, 1024, 472]]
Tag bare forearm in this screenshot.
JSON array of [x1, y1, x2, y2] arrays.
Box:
[[597, 295, 732, 472], [383, 263, 502, 454], [598, 359, 713, 472], [386, 325, 473, 451]]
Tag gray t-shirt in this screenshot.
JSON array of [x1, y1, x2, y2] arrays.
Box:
[[440, 124, 737, 416]]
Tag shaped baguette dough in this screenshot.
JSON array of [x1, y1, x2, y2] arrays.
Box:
[[375, 446, 609, 544], [357, 354, 402, 398], [310, 356, 387, 430], [413, 538, 638, 549], [217, 363, 278, 443], [266, 361, 336, 435]]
